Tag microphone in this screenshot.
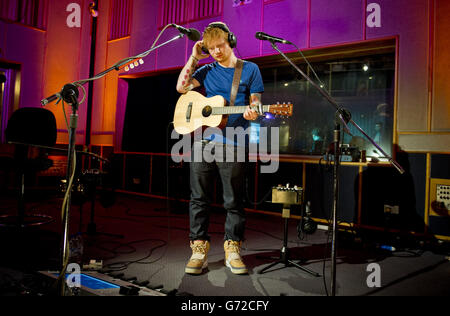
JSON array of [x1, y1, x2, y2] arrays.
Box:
[[41, 92, 61, 106], [255, 32, 292, 44], [171, 24, 201, 41]]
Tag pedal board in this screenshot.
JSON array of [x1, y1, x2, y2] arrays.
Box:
[[37, 270, 166, 296]]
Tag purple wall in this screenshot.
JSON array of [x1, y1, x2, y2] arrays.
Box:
[[262, 0, 309, 55], [0, 0, 446, 149], [3, 23, 46, 108], [310, 0, 364, 47], [120, 0, 433, 138], [366, 0, 430, 132]]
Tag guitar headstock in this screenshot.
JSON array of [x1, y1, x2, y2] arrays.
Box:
[[268, 102, 293, 118]]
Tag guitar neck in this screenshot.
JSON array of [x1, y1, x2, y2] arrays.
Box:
[[212, 105, 271, 115]]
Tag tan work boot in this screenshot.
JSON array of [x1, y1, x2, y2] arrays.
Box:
[[224, 240, 248, 274], [185, 240, 210, 274]]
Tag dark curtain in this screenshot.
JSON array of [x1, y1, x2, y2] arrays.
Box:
[[122, 72, 179, 153]]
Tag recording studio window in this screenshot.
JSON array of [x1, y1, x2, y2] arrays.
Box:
[[257, 50, 395, 159]]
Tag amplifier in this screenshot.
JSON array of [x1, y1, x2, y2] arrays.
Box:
[[272, 184, 302, 205]]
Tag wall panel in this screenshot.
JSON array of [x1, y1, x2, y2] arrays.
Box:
[[367, 0, 429, 133], [42, 0, 91, 141], [90, 0, 111, 142], [98, 38, 131, 141], [128, 0, 158, 74], [262, 0, 308, 55], [310, 0, 364, 47], [0, 20, 6, 57], [432, 0, 450, 131], [223, 0, 262, 58], [398, 134, 450, 153], [155, 26, 188, 70], [5, 24, 45, 108]]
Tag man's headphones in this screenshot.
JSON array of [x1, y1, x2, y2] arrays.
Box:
[[206, 22, 237, 48]]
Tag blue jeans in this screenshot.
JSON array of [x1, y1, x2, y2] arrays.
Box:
[[189, 141, 247, 242]]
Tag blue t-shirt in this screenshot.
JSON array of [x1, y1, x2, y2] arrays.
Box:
[[193, 61, 264, 135]]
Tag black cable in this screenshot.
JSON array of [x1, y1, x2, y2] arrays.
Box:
[[99, 122, 178, 274], [297, 204, 306, 241], [322, 172, 335, 297], [291, 43, 327, 90], [244, 174, 273, 207], [101, 238, 167, 272]]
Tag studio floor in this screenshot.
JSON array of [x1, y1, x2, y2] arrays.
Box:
[[0, 191, 449, 297]]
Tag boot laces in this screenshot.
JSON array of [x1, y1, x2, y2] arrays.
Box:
[[226, 241, 241, 254], [191, 242, 207, 254]]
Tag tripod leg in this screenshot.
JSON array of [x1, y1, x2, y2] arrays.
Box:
[[257, 259, 283, 274], [288, 260, 321, 277]]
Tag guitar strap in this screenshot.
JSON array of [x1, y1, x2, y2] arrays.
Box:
[[229, 59, 244, 107]]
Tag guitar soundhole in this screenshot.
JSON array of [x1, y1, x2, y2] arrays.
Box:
[[202, 106, 212, 117]]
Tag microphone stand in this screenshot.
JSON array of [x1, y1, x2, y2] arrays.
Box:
[[59, 84, 79, 296], [269, 41, 405, 296], [42, 31, 187, 296], [331, 120, 340, 296], [75, 33, 186, 86]]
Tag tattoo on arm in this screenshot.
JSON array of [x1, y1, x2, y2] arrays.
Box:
[[250, 93, 262, 114], [251, 93, 262, 103], [178, 56, 198, 93], [251, 93, 262, 107]]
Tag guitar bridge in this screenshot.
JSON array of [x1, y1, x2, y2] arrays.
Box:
[[186, 102, 193, 122]]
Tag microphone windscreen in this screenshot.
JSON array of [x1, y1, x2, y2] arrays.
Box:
[[188, 28, 201, 41]]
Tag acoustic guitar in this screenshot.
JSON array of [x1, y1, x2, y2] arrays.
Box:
[[173, 91, 293, 135]]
